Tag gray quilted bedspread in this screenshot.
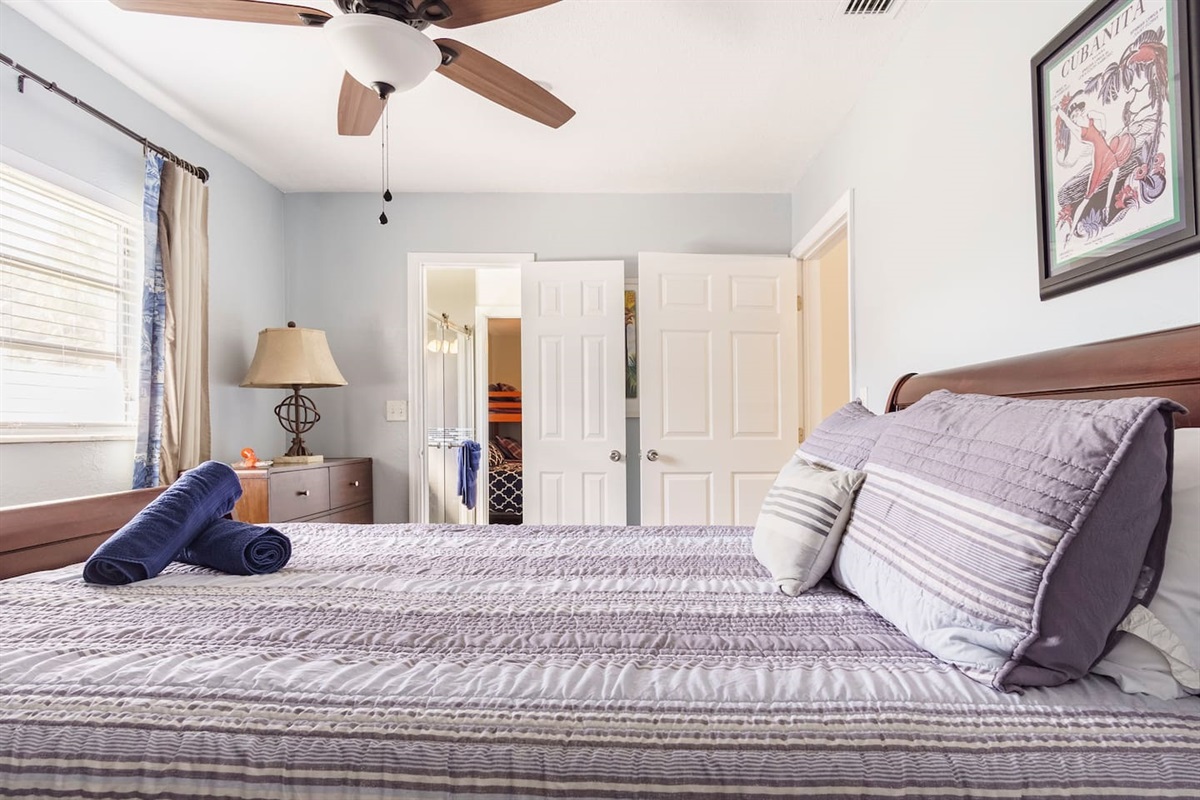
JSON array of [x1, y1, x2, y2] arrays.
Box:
[[1, 523, 1197, 798]]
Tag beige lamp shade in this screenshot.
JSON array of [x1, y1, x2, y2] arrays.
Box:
[[241, 323, 348, 388]]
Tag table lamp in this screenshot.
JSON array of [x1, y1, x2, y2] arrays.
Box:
[[241, 321, 347, 464]]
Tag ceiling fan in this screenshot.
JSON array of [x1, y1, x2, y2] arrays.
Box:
[[107, 0, 575, 135]]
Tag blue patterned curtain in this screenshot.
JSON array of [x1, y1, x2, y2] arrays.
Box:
[[132, 153, 165, 489]]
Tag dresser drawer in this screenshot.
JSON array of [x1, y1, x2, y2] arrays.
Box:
[[330, 462, 372, 510], [317, 503, 374, 524], [269, 468, 330, 522]]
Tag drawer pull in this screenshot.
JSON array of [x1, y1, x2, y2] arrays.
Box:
[[298, 490, 310, 497], [351, 480, 360, 487]]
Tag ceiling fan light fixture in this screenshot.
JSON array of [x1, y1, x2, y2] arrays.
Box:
[[325, 13, 441, 95]]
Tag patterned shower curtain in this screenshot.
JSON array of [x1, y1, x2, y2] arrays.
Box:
[[132, 153, 166, 489]]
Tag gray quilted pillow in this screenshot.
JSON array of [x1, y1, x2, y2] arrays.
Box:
[[832, 390, 1181, 691], [798, 400, 893, 470]]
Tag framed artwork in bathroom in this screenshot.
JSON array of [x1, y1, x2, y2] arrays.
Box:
[[625, 279, 638, 417]]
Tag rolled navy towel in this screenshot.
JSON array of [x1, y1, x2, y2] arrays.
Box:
[[177, 518, 292, 575], [83, 461, 243, 585]]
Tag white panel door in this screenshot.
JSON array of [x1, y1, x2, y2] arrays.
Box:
[[521, 261, 626, 525], [639, 253, 798, 526]]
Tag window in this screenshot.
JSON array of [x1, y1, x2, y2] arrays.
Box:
[[0, 162, 142, 440]]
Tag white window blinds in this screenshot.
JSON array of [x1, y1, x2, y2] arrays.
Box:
[[0, 162, 143, 438]]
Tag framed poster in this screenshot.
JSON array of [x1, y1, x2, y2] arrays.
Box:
[[1032, 0, 1199, 299]]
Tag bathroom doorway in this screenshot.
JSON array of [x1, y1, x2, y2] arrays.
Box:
[[407, 253, 529, 524]]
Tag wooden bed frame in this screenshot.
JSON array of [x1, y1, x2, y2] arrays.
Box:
[[0, 487, 165, 581], [887, 324, 1200, 427], [3, 324, 1198, 581]]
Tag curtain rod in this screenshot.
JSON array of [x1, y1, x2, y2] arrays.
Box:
[[1, 52, 210, 183]]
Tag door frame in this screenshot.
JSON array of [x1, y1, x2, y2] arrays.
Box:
[[406, 253, 534, 523], [791, 190, 857, 434]]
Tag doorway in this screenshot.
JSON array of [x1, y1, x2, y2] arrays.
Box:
[[793, 191, 856, 441], [483, 317, 523, 525], [407, 253, 532, 524]]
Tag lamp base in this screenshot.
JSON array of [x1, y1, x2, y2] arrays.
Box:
[[275, 454, 325, 465]]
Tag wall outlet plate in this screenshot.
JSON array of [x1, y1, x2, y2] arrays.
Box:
[[386, 400, 408, 421]]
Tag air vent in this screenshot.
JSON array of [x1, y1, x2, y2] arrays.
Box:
[[844, 0, 895, 15]]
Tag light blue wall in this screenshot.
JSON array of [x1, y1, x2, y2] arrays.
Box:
[[790, 0, 1200, 412], [283, 192, 793, 522], [0, 5, 287, 505]]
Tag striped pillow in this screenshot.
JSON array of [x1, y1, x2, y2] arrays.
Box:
[[832, 390, 1181, 691], [798, 400, 893, 470], [753, 457, 866, 596]]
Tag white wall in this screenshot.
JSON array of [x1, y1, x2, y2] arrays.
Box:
[[476, 269, 521, 308], [488, 324, 522, 389], [284, 192, 792, 522], [426, 268, 478, 329], [791, 0, 1200, 412], [0, 5, 287, 505]]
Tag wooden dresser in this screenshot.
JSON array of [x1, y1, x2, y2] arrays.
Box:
[[232, 458, 373, 524]]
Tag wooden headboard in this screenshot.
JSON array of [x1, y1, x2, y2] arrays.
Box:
[[0, 488, 165, 581], [887, 324, 1200, 428]]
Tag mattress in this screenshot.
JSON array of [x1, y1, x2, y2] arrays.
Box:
[[1, 523, 1197, 799]]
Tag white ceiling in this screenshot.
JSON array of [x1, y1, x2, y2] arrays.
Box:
[[5, 0, 926, 194]]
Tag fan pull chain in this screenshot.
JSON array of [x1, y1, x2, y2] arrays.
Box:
[[379, 100, 390, 225], [384, 101, 392, 203]]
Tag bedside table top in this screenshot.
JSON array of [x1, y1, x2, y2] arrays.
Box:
[[233, 457, 370, 477]]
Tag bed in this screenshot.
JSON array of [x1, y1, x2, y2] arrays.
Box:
[[1, 325, 1198, 799], [488, 456, 523, 517]]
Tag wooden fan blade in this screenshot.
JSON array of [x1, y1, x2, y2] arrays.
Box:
[[430, 0, 559, 29], [337, 73, 385, 136], [435, 39, 574, 128], [108, 0, 330, 27]]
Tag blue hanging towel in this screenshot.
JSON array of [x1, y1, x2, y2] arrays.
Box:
[[457, 440, 482, 510]]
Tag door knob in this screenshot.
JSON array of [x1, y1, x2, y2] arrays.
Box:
[[298, 490, 310, 497], [609, 450, 621, 462], [646, 449, 659, 462]]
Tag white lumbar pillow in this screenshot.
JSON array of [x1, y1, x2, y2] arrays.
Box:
[[1093, 427, 1200, 698], [753, 455, 866, 596]]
